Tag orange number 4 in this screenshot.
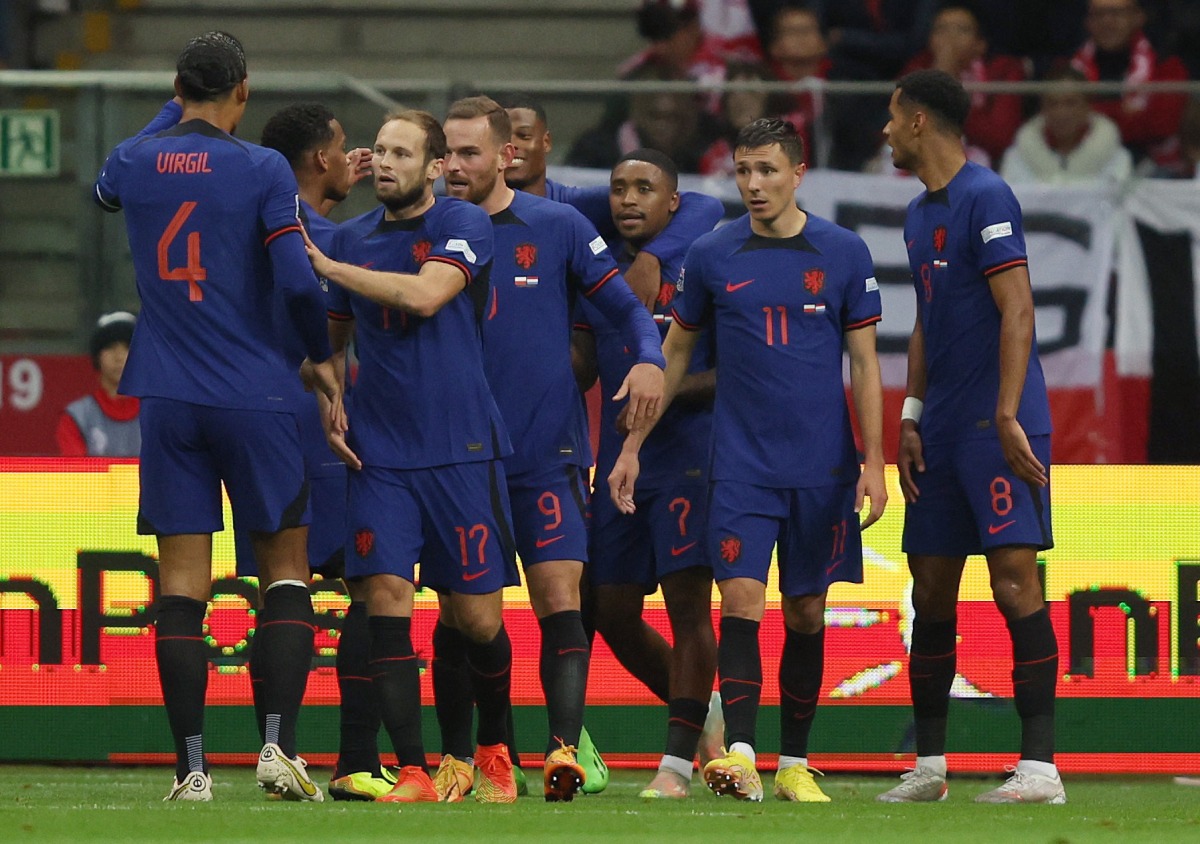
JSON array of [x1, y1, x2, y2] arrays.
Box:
[[158, 201, 207, 302]]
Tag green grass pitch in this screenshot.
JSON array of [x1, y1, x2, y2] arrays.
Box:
[[2, 766, 1198, 842]]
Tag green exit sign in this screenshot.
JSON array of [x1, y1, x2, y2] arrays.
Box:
[[0, 110, 60, 177]]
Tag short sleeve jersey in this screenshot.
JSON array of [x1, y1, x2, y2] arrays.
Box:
[[483, 190, 661, 476], [326, 198, 509, 469], [672, 213, 881, 488], [95, 112, 321, 411], [578, 247, 714, 489], [903, 161, 1051, 444]]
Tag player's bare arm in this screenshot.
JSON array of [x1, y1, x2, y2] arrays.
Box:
[[989, 264, 1047, 487], [314, 317, 361, 470], [570, 328, 599, 393], [898, 315, 928, 504], [847, 324, 888, 528], [302, 227, 467, 318], [608, 321, 699, 512], [622, 250, 662, 309]]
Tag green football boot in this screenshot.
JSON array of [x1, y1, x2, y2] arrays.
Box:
[[578, 726, 609, 794]]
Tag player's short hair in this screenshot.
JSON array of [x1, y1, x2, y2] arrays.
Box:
[[175, 31, 246, 102], [446, 95, 512, 148], [260, 103, 336, 169], [895, 69, 972, 135], [615, 148, 679, 191], [382, 109, 447, 164], [496, 93, 548, 127], [734, 117, 806, 166], [89, 311, 136, 369]]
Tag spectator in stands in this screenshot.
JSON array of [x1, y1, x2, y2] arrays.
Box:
[[620, 0, 730, 88], [699, 60, 795, 176], [1152, 97, 1200, 178], [808, 0, 940, 170], [1001, 66, 1133, 184], [1070, 0, 1189, 164], [56, 311, 140, 457], [766, 5, 830, 163], [568, 61, 719, 173], [901, 2, 1026, 165]]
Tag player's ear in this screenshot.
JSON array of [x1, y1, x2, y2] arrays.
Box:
[[426, 156, 444, 181], [172, 75, 184, 99], [543, 129, 553, 155], [792, 161, 807, 189], [668, 191, 681, 214], [500, 141, 516, 171], [313, 146, 329, 175], [235, 79, 249, 105]]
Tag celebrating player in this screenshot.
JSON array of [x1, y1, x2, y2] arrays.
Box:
[[501, 93, 724, 311], [609, 118, 887, 803], [877, 69, 1065, 805], [573, 149, 722, 799], [303, 109, 519, 804], [92, 32, 343, 802], [250, 102, 390, 801], [435, 96, 665, 803]]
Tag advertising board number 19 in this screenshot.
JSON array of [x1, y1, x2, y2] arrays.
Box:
[[0, 359, 45, 410]]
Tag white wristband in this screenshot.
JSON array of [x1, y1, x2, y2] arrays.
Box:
[[901, 396, 924, 424]]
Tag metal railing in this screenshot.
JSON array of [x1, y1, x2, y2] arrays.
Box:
[[0, 72, 1197, 350]]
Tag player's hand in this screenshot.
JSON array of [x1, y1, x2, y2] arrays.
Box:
[[347, 148, 373, 185], [897, 419, 925, 504], [856, 461, 888, 529], [607, 449, 641, 514], [310, 366, 361, 471], [612, 362, 663, 433], [623, 251, 662, 310], [996, 416, 1047, 487], [300, 225, 336, 278]]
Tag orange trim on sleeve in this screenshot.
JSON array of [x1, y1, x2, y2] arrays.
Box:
[[425, 255, 472, 288], [983, 258, 1028, 278], [583, 268, 619, 298], [669, 307, 701, 331], [327, 310, 354, 322], [845, 315, 882, 331], [263, 224, 302, 246]]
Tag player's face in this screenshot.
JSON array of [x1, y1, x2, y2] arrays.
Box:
[[609, 159, 680, 246], [883, 88, 918, 171], [323, 119, 352, 203], [505, 107, 551, 190], [733, 143, 803, 224], [444, 115, 512, 206], [373, 118, 438, 213]]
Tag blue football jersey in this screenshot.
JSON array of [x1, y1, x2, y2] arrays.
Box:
[[545, 178, 725, 268], [578, 245, 714, 490], [94, 103, 331, 410], [326, 197, 510, 469], [903, 162, 1051, 444], [672, 213, 881, 488], [483, 190, 664, 476]]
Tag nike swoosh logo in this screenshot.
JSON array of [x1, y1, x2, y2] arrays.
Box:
[[988, 520, 1016, 535], [280, 757, 318, 796], [671, 541, 698, 557], [462, 569, 490, 581], [725, 279, 755, 292], [535, 535, 564, 548]]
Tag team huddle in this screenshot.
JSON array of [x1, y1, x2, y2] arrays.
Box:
[[94, 32, 1065, 806]]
